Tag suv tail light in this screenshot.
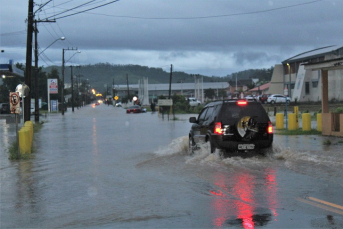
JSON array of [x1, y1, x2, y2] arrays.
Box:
[[214, 122, 223, 134], [268, 121, 273, 134]]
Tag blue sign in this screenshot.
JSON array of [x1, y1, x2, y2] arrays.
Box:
[[51, 100, 58, 112]]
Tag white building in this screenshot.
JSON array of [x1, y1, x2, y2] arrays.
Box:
[[268, 45, 343, 102], [114, 81, 229, 104]]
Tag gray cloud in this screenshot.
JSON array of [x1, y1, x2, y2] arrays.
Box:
[[1, 0, 343, 76]]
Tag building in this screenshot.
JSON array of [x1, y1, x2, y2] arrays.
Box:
[[114, 81, 230, 105], [0, 59, 24, 85], [303, 52, 343, 137], [248, 82, 271, 95], [268, 45, 343, 137], [268, 45, 343, 102]]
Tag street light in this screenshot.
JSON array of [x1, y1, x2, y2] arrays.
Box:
[[286, 63, 291, 97], [34, 36, 65, 121], [39, 37, 65, 56], [61, 49, 80, 115]]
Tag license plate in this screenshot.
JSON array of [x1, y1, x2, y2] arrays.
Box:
[[238, 144, 255, 150]]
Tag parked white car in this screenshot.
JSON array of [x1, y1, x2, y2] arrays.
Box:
[[188, 97, 201, 107], [267, 94, 291, 104]]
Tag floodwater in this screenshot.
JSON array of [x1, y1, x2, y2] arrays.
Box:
[[1, 104, 343, 228]]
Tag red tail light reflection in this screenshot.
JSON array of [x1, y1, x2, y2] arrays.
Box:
[[210, 169, 279, 228]]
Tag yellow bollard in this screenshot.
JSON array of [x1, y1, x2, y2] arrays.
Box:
[[317, 113, 322, 131], [19, 128, 31, 154], [25, 121, 33, 133], [302, 113, 311, 131], [288, 113, 297, 130], [276, 113, 284, 129], [21, 126, 32, 145]]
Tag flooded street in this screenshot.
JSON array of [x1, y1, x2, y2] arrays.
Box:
[[1, 104, 343, 228]]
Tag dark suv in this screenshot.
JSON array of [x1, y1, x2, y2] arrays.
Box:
[[189, 99, 273, 155]]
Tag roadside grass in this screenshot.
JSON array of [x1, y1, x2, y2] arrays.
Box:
[[275, 128, 321, 135], [8, 122, 44, 160], [323, 139, 343, 145]]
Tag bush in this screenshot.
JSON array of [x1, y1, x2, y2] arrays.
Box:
[[333, 107, 343, 113]]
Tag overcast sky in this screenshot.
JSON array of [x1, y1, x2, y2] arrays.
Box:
[[1, 0, 342, 76]]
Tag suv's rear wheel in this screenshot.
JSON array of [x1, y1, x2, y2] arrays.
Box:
[[206, 136, 215, 154], [189, 137, 196, 154]]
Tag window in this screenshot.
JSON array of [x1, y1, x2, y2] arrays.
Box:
[[198, 108, 208, 122], [305, 82, 310, 94], [312, 81, 318, 88], [203, 106, 215, 125]]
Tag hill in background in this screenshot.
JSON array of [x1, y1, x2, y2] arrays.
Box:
[[42, 63, 273, 92]]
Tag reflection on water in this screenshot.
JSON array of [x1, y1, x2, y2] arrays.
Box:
[[210, 169, 278, 228]]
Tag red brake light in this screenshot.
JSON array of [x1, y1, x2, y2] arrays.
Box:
[[214, 122, 222, 134], [268, 122, 273, 134], [237, 100, 247, 106]]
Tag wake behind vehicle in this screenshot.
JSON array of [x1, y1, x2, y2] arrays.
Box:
[[189, 99, 273, 156]]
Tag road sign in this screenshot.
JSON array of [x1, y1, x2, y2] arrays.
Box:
[[9, 92, 20, 114], [114, 96, 119, 100], [48, 79, 58, 94], [158, 99, 173, 106]]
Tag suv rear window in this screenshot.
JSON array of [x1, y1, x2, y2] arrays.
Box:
[[219, 102, 269, 124]]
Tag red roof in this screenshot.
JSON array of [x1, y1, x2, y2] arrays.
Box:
[[249, 82, 270, 92]]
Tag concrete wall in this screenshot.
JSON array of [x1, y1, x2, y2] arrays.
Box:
[[322, 113, 343, 137], [328, 69, 343, 101], [268, 64, 284, 94]]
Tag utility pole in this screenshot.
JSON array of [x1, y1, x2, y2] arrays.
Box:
[[61, 47, 78, 115], [169, 64, 173, 99], [62, 49, 65, 115], [24, 0, 34, 122], [126, 74, 130, 101], [33, 19, 55, 122], [34, 20, 39, 121], [70, 65, 74, 112]]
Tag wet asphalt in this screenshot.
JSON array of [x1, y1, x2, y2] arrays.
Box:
[[1, 104, 343, 228]]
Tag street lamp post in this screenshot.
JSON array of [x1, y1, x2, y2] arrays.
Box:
[[287, 63, 291, 98], [71, 65, 74, 112], [61, 48, 80, 115], [35, 36, 65, 121]]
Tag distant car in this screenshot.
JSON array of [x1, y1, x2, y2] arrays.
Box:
[[267, 94, 291, 104], [259, 94, 270, 104], [245, 95, 258, 100], [188, 97, 201, 107], [126, 105, 146, 113], [115, 102, 122, 107], [0, 103, 10, 114]]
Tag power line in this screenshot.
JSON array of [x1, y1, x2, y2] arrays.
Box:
[[0, 30, 27, 36], [42, 0, 120, 20], [80, 0, 323, 20], [44, 0, 98, 20]]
